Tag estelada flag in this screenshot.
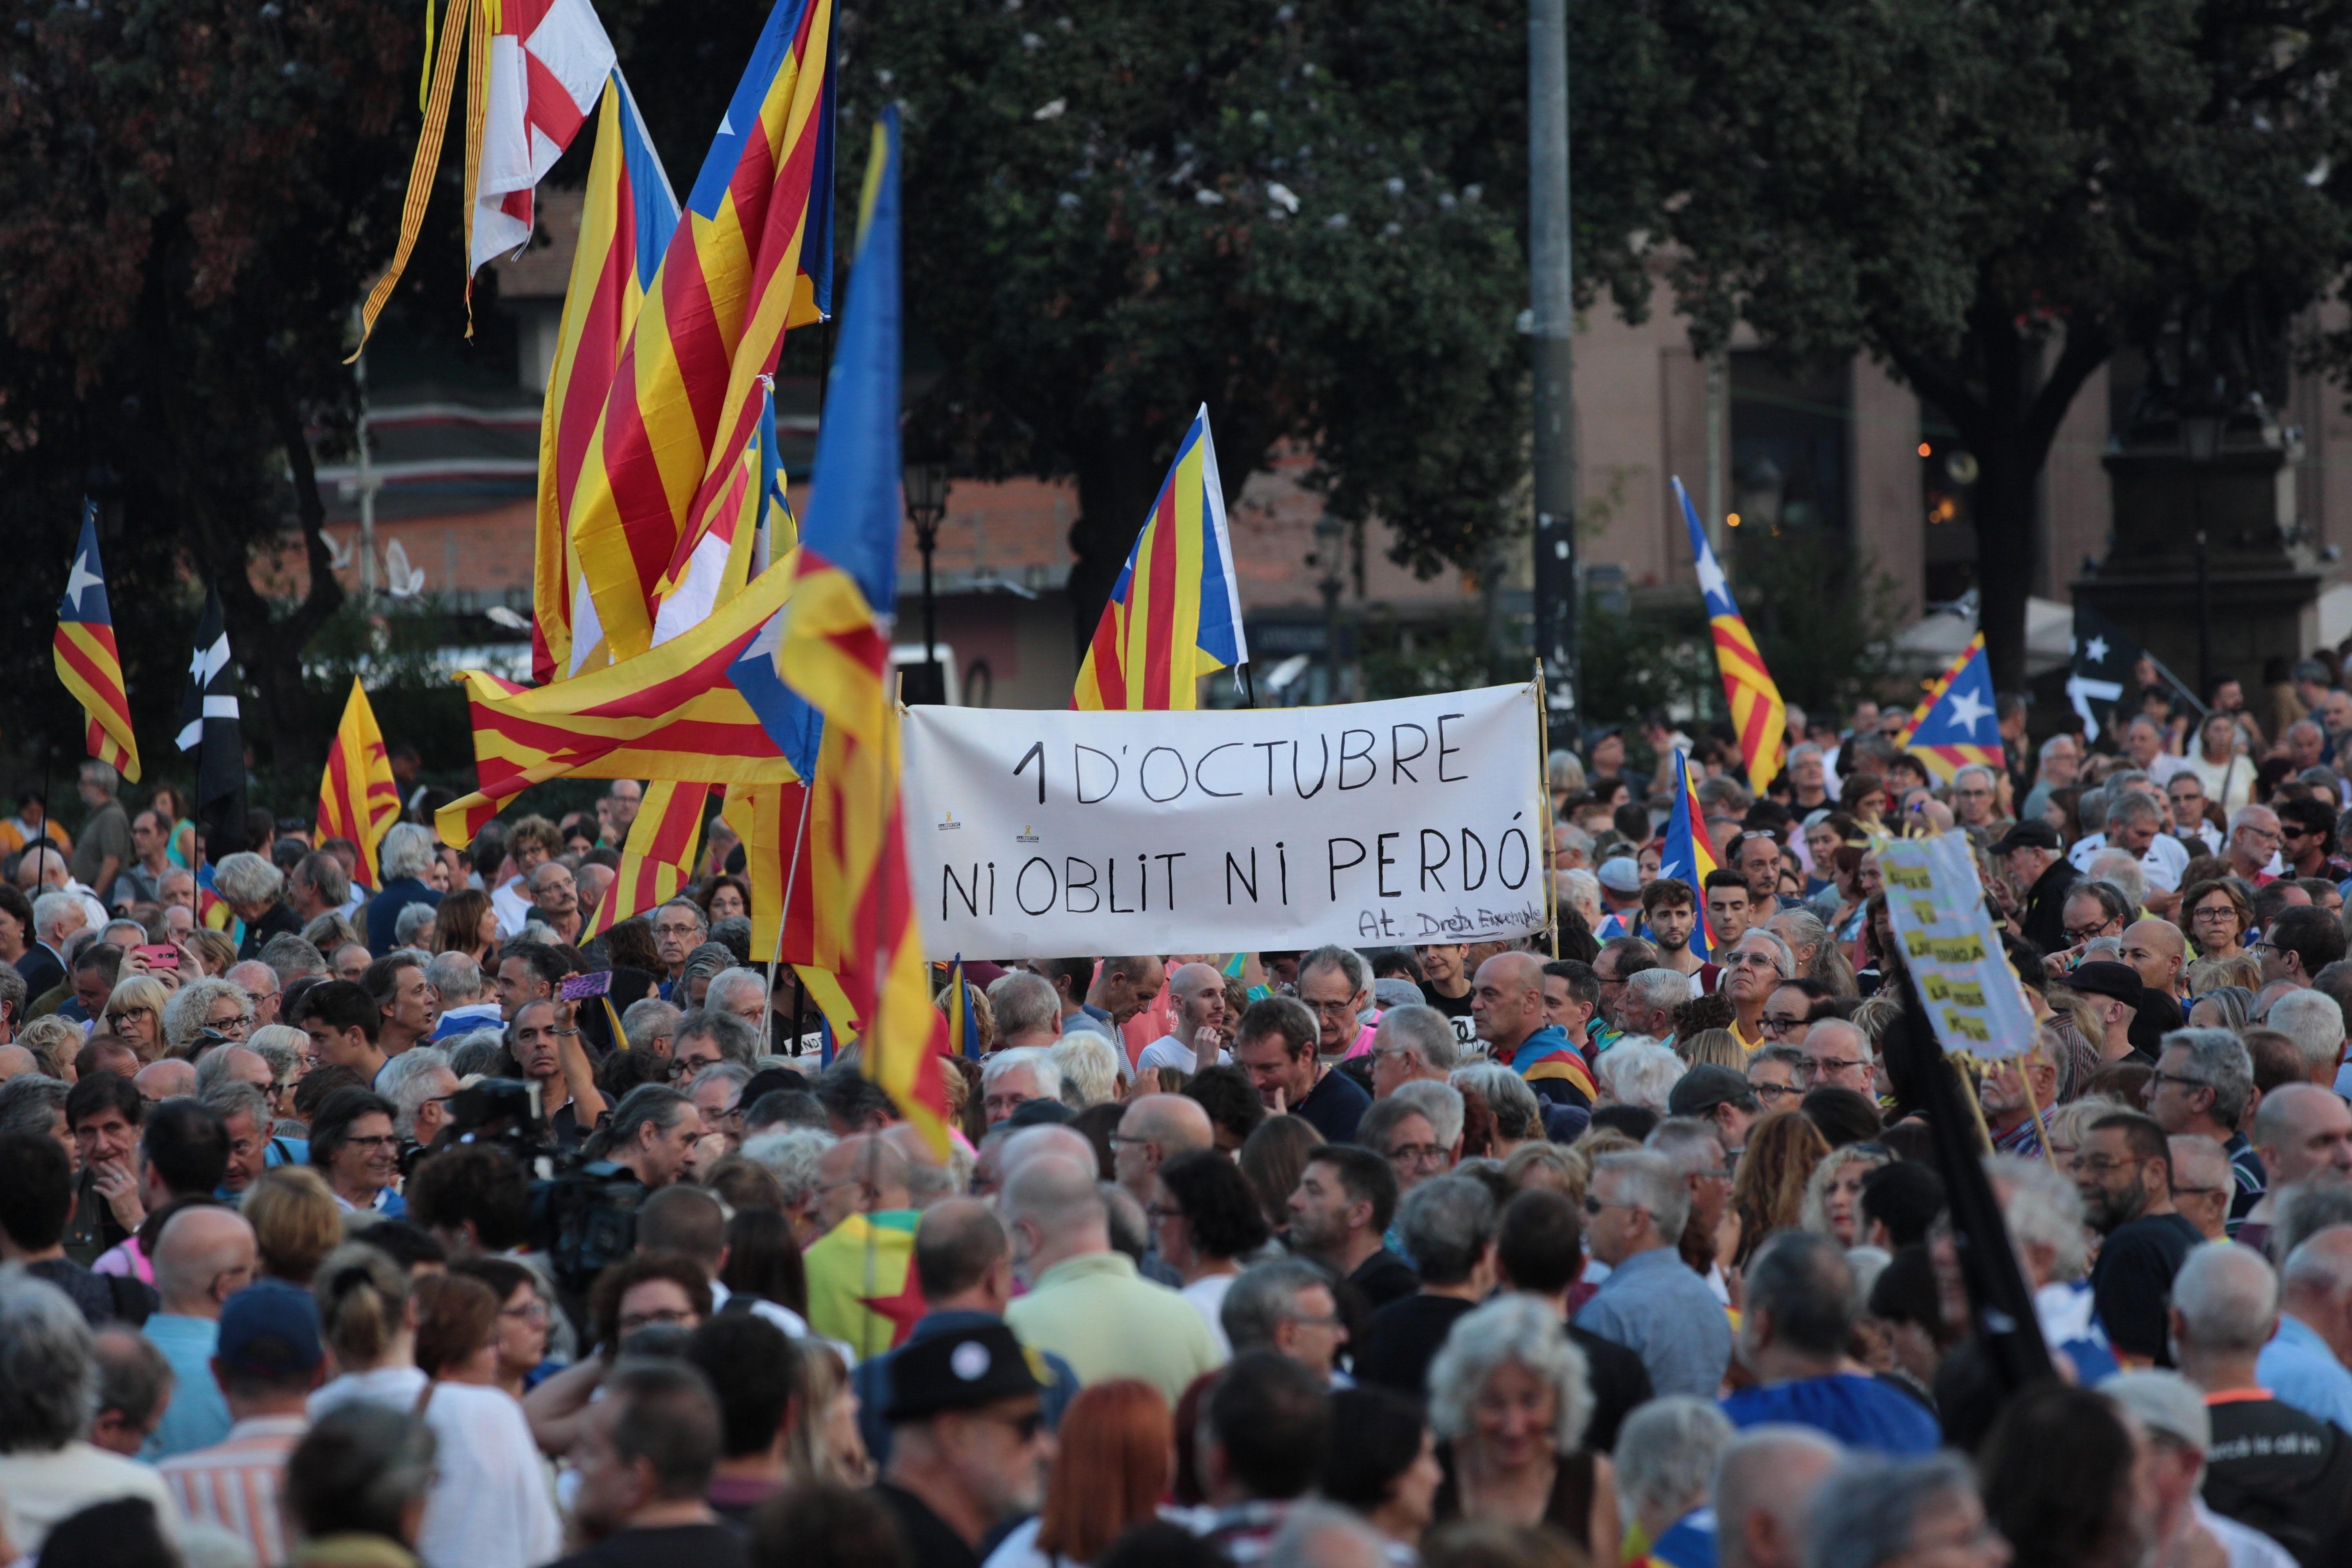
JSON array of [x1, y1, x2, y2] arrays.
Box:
[[804, 1209, 924, 1359], [1659, 747, 1719, 962], [53, 500, 140, 784], [1896, 632, 2005, 784], [315, 679, 401, 889], [1072, 405, 1249, 710], [1674, 476, 1787, 796]]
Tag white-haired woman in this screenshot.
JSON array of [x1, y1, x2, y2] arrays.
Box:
[[1426, 1294, 1618, 1557], [1800, 1142, 1895, 1248]]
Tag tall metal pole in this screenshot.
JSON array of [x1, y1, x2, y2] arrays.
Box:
[[1529, 0, 1578, 738]]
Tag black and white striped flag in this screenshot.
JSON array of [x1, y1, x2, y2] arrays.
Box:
[[176, 587, 249, 854]]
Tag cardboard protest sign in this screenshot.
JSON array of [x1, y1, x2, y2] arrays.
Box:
[[900, 684, 1545, 959], [1878, 831, 2040, 1059]]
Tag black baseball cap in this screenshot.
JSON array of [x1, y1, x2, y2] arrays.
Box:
[[2065, 961, 2143, 1009], [1989, 820, 2061, 855], [884, 1321, 1045, 1422], [1667, 1063, 1759, 1118]]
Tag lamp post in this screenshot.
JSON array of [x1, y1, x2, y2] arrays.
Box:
[[1315, 513, 1346, 702], [903, 461, 951, 704]]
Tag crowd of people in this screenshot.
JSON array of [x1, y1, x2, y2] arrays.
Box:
[[9, 672, 2352, 1568]]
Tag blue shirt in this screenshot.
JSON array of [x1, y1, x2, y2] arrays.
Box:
[[142, 1313, 231, 1460], [2258, 1314, 2352, 1433], [1573, 1247, 1731, 1399], [1648, 1508, 1717, 1568], [1719, 1373, 1940, 1456], [365, 878, 441, 956], [851, 1309, 1079, 1468]]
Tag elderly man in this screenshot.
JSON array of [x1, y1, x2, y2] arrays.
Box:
[[526, 860, 582, 945], [2021, 732, 2082, 820], [1357, 1080, 1464, 1196], [704, 968, 769, 1030], [361, 952, 439, 1063], [2267, 989, 2345, 1090], [1572, 1149, 1732, 1397], [1713, 1426, 1844, 1568], [221, 959, 283, 1029], [979, 1047, 1061, 1127], [1295, 945, 1374, 1057], [1234, 995, 1368, 1141], [1592, 936, 1660, 1032], [1796, 1018, 1875, 1096], [284, 851, 349, 929], [1950, 764, 2005, 834], [874, 1319, 1053, 1568], [2168, 1136, 2234, 1242], [1001, 1155, 1223, 1405], [1618, 966, 1695, 1046], [2225, 804, 2285, 886], [2121, 918, 2189, 1003], [2169, 1242, 2352, 1556], [2235, 1082, 2352, 1256], [1220, 1259, 1350, 1385], [199, 1081, 278, 1196], [507, 997, 606, 1149], [985, 971, 1062, 1049], [379, 1047, 460, 1151], [2070, 787, 2189, 900], [1368, 1004, 1459, 1098], [1137, 961, 1231, 1074], [573, 863, 615, 931], [1084, 954, 1167, 1032], [1722, 1231, 1939, 1452], [650, 897, 709, 991], [1648, 1116, 1736, 1297], [425, 952, 500, 1041], [16, 889, 86, 1000], [1981, 1034, 2062, 1158], [2145, 1027, 2264, 1236], [1721, 930, 1793, 1051], [1353, 1176, 1496, 1395], [141, 1205, 258, 1459], [2257, 1228, 2352, 1433], [0, 1272, 179, 1551], [1471, 950, 1595, 1109], [1992, 820, 2080, 957], [1111, 1091, 1214, 1214]]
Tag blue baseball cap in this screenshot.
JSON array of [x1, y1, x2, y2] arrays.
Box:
[[217, 1279, 323, 1380]]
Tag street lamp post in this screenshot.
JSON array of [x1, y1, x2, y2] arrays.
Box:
[[903, 461, 951, 704]]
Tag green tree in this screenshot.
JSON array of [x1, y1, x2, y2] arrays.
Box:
[[1644, 0, 2352, 691], [0, 0, 422, 775]]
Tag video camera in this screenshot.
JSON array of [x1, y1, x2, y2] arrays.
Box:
[[439, 1078, 651, 1298]]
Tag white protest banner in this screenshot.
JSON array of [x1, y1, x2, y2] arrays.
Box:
[[899, 683, 1546, 959], [1878, 831, 2040, 1059]]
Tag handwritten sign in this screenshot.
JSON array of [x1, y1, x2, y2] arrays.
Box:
[[900, 684, 1545, 959], [1878, 832, 2040, 1060]]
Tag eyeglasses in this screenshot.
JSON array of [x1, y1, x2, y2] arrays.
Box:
[[618, 1307, 694, 1334], [668, 1056, 720, 1080], [653, 921, 703, 940], [105, 1006, 153, 1027], [2190, 906, 2241, 922], [2147, 1069, 2210, 1095], [2236, 825, 2282, 844], [2063, 922, 2116, 943], [1760, 1013, 1809, 1036], [1723, 953, 1780, 969], [1752, 1082, 1800, 1105], [1793, 1057, 1867, 1080], [974, 1408, 1049, 1443], [1583, 1195, 1644, 1216], [1302, 998, 1361, 1017], [500, 1299, 551, 1323], [1385, 1143, 1450, 1168]]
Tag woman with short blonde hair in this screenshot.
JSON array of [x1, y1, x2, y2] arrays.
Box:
[[102, 974, 171, 1063]]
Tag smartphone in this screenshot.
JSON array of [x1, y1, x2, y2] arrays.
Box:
[[559, 970, 614, 1000], [134, 944, 181, 970]]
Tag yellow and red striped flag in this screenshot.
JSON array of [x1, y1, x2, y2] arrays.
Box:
[[569, 0, 834, 665], [730, 111, 951, 1156], [583, 780, 709, 938], [315, 679, 401, 888], [434, 560, 802, 850], [532, 71, 680, 684], [1071, 405, 1248, 710], [1674, 476, 1787, 796], [53, 501, 140, 784]]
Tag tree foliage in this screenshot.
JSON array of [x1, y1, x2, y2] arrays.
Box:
[[0, 0, 418, 777], [1636, 0, 2352, 690]]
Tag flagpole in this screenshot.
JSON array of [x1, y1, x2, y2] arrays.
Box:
[[760, 784, 815, 1059]]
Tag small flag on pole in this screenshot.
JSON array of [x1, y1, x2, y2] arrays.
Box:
[[1673, 476, 1788, 796], [944, 954, 980, 1060], [1658, 747, 1719, 962], [316, 678, 401, 889], [53, 500, 141, 784], [177, 587, 250, 855]]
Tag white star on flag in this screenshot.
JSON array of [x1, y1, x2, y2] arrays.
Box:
[[2083, 635, 2110, 664], [1945, 688, 1992, 736], [1693, 545, 1728, 604], [63, 552, 102, 612]]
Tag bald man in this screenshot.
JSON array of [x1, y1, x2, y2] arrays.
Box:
[[142, 1205, 256, 1459], [1002, 1155, 1223, 1405], [1112, 1094, 1213, 1285], [2122, 919, 2188, 1002], [803, 1131, 920, 1359], [2260, 1227, 2352, 1432], [1714, 1426, 1844, 1568], [1137, 962, 1231, 1076], [0, 1044, 38, 1081], [1470, 951, 1595, 1109], [134, 1060, 197, 1103], [1797, 1020, 1875, 1097], [2237, 1084, 2352, 1254]]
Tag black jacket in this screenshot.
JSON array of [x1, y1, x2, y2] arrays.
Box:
[[2019, 855, 2082, 960]]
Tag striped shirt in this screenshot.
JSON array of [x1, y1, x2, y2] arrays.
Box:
[[158, 1414, 306, 1566]]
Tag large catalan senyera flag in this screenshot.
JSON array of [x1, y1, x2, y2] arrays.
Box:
[[1658, 747, 1719, 962], [534, 70, 681, 684], [1896, 631, 2005, 784], [352, 0, 615, 352], [434, 560, 801, 849], [316, 679, 401, 888], [719, 778, 818, 968], [54, 501, 140, 784], [569, 0, 835, 665], [1071, 405, 1248, 710], [729, 109, 951, 1157], [1673, 476, 1787, 797]]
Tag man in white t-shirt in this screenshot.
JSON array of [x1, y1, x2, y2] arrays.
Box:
[[2067, 788, 2190, 894], [1136, 962, 1231, 1076]]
